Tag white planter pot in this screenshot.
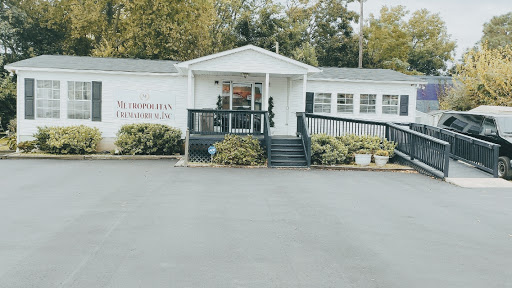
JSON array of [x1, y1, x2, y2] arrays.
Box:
[[355, 154, 372, 166], [374, 155, 389, 167]]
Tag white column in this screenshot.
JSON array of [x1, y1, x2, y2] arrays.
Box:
[[302, 73, 308, 112], [264, 73, 270, 111], [187, 69, 194, 109]]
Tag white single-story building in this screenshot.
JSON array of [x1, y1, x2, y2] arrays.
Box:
[[5, 45, 424, 150]]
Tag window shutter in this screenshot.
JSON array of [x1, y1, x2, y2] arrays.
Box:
[[92, 81, 102, 121], [25, 78, 35, 119], [400, 95, 409, 116], [305, 92, 314, 113]]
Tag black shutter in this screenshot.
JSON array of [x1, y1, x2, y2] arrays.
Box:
[[400, 95, 409, 116], [25, 78, 35, 119], [92, 81, 102, 121], [305, 92, 314, 113]]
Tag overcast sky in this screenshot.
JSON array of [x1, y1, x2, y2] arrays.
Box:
[[345, 0, 511, 61]]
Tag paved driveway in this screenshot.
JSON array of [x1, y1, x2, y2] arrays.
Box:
[[0, 159, 511, 288]]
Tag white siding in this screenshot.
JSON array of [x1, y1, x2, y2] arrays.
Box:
[[189, 50, 308, 75], [301, 80, 417, 123], [16, 71, 187, 150]]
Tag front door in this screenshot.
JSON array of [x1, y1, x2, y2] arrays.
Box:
[[221, 82, 263, 132]]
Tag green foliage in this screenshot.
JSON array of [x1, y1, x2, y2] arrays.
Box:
[[311, 134, 397, 165], [268, 96, 275, 127], [212, 134, 265, 166], [481, 12, 512, 49], [374, 149, 389, 157], [365, 5, 455, 75], [17, 140, 36, 153], [311, 134, 348, 165], [115, 123, 182, 155], [6, 134, 17, 150], [441, 44, 512, 110], [0, 71, 17, 129], [33, 127, 51, 152], [34, 125, 102, 154], [7, 118, 16, 134]]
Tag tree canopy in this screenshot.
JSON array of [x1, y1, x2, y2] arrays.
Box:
[[481, 12, 512, 49], [440, 45, 512, 110]]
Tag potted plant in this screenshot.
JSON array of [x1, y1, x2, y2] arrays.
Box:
[[354, 149, 372, 166], [374, 149, 390, 167]]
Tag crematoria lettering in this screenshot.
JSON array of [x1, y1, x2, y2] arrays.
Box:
[[116, 101, 173, 120]]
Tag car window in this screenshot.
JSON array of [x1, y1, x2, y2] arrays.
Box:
[[482, 117, 498, 134], [495, 117, 512, 134]]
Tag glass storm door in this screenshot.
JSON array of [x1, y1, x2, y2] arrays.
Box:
[[221, 82, 263, 133]]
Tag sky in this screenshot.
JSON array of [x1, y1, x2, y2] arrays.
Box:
[[345, 0, 511, 61]]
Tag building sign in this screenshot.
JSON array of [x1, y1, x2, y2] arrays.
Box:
[[115, 89, 175, 120]]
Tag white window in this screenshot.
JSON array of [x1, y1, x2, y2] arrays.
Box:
[[314, 93, 331, 113], [68, 81, 92, 119], [337, 93, 353, 113], [36, 80, 60, 118], [382, 95, 399, 114], [360, 94, 376, 114]]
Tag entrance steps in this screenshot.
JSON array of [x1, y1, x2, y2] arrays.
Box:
[[270, 136, 308, 168]]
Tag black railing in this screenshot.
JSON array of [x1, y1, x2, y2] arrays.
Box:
[[388, 123, 451, 178], [296, 113, 312, 167], [187, 109, 272, 167], [410, 123, 500, 177], [303, 114, 451, 178], [188, 109, 266, 135], [305, 113, 388, 138]]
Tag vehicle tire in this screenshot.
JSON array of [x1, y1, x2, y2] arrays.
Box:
[[498, 156, 512, 180]]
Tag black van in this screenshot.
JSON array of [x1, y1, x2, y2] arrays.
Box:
[[437, 111, 512, 179]]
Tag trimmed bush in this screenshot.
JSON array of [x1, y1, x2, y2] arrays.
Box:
[[312, 134, 397, 165], [311, 134, 349, 165], [115, 123, 181, 155], [34, 125, 102, 154], [17, 140, 37, 152], [213, 134, 265, 166]]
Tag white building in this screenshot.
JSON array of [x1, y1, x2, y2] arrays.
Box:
[[5, 45, 424, 150]]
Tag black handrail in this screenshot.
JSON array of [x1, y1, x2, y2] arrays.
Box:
[[188, 109, 267, 135], [410, 123, 500, 177], [263, 111, 272, 168], [296, 112, 311, 167], [388, 123, 451, 178], [302, 113, 451, 178], [305, 113, 388, 138]]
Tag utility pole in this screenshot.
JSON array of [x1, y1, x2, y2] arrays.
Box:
[[358, 0, 364, 68]]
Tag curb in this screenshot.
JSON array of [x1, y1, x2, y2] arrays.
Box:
[[2, 153, 182, 160], [311, 164, 415, 172]]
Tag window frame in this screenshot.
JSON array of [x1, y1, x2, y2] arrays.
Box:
[[382, 94, 399, 115], [336, 93, 354, 114], [360, 94, 376, 114], [35, 80, 61, 119], [313, 92, 332, 113], [67, 81, 92, 120]]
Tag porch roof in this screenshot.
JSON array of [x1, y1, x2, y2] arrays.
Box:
[[176, 45, 321, 75]]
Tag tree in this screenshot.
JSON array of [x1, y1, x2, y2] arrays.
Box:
[[407, 9, 456, 75], [311, 0, 358, 67], [0, 57, 16, 129], [481, 12, 512, 49], [365, 5, 456, 75], [440, 45, 512, 110], [365, 5, 410, 72]]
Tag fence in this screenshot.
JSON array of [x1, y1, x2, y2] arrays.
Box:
[[304, 114, 451, 178], [410, 123, 500, 177], [296, 113, 311, 167]]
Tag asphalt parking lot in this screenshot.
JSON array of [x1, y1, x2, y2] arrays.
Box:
[[0, 159, 511, 288]]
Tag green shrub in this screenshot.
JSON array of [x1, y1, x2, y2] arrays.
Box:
[[337, 134, 397, 162], [311, 134, 349, 165], [17, 140, 37, 153], [381, 138, 397, 157], [34, 125, 102, 154], [213, 134, 265, 166], [7, 118, 16, 134], [115, 123, 181, 155], [34, 127, 51, 152], [6, 134, 16, 150]]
